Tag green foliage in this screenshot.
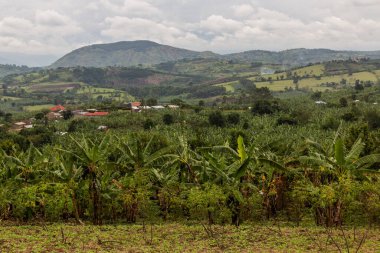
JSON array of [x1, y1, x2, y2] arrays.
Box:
[[251, 100, 279, 115], [162, 114, 174, 125], [208, 111, 225, 127]]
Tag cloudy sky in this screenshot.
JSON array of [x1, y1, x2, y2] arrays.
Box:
[[1, 0, 380, 65]]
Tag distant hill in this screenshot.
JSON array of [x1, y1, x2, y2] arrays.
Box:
[[0, 64, 39, 78], [225, 48, 380, 66], [50, 40, 219, 68], [50, 41, 380, 69]]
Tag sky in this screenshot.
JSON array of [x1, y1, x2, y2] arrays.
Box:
[[1, 0, 380, 65]]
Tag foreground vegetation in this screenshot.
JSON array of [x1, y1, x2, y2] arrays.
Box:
[[0, 223, 378, 252], [0, 59, 380, 252]]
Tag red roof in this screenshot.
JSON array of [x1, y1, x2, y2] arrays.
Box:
[[83, 112, 109, 116], [50, 105, 65, 112], [130, 102, 141, 107]]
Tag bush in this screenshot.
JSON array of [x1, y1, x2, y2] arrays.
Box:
[[339, 97, 348, 107], [162, 114, 174, 125], [143, 119, 155, 130], [277, 115, 298, 125], [251, 100, 278, 115], [208, 111, 225, 127], [365, 110, 380, 129], [227, 113, 240, 125]]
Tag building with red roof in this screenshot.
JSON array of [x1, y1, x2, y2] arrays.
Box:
[[83, 112, 109, 117], [50, 105, 65, 112]]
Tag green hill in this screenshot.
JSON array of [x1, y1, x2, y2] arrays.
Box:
[[50, 40, 219, 68], [226, 48, 380, 67]]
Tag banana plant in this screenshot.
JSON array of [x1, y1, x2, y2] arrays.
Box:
[[117, 136, 171, 172], [299, 125, 380, 226], [57, 134, 114, 225], [2, 144, 49, 184], [300, 129, 380, 179], [50, 155, 84, 225], [162, 136, 203, 185], [198, 135, 286, 225]]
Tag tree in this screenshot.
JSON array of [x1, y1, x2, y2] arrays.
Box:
[[227, 113, 240, 125], [251, 100, 278, 115], [162, 114, 174, 125], [146, 98, 158, 106], [339, 97, 348, 107], [208, 111, 225, 127], [355, 80, 364, 91], [63, 110, 74, 120]]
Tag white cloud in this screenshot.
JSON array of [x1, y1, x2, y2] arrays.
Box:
[[200, 15, 242, 34], [35, 10, 71, 26], [233, 4, 255, 17], [0, 0, 380, 61], [100, 0, 161, 17]]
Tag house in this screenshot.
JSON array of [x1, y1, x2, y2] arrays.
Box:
[[47, 112, 63, 120], [14, 122, 27, 127], [83, 112, 109, 117], [50, 105, 65, 112], [12, 121, 32, 131], [167, 105, 180, 109], [151, 105, 165, 109], [140, 106, 151, 110], [315, 101, 327, 105], [125, 102, 142, 109], [98, 125, 108, 131]]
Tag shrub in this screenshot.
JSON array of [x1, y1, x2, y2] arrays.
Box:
[[251, 100, 278, 115], [162, 114, 174, 125], [277, 115, 298, 125], [208, 111, 225, 127], [227, 113, 240, 125], [143, 119, 155, 130]]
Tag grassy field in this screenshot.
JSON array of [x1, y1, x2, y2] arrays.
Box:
[[261, 64, 325, 81], [215, 70, 379, 92], [0, 223, 378, 252], [25, 82, 82, 93], [215, 82, 237, 92], [76, 87, 117, 94], [0, 96, 21, 101], [23, 104, 55, 112]]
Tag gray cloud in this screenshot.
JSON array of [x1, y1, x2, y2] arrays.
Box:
[[0, 0, 380, 63]]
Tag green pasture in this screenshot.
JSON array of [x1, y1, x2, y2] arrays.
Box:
[[214, 70, 379, 92], [23, 104, 55, 112]]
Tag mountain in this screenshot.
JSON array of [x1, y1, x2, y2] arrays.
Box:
[[50, 40, 219, 68], [49, 40, 380, 69], [225, 48, 380, 66]]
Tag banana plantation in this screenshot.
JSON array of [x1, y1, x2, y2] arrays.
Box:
[[0, 90, 379, 231]]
